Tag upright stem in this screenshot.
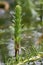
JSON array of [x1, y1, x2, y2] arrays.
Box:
[[13, 5, 22, 61]]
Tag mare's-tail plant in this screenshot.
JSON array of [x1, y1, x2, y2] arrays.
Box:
[[13, 5, 22, 61]]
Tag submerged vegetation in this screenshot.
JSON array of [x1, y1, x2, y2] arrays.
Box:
[[0, 0, 43, 65]]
